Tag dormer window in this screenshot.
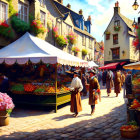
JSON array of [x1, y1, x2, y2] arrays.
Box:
[[114, 20, 120, 26]]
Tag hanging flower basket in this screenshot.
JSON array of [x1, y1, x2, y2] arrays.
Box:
[[67, 32, 77, 45], [0, 21, 14, 39], [56, 35, 68, 47], [52, 26, 59, 38], [82, 49, 88, 55], [133, 25, 140, 52], [72, 46, 80, 53], [30, 19, 47, 36], [114, 25, 121, 31]]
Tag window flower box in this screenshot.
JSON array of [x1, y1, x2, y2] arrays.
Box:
[[0, 21, 14, 39], [30, 19, 47, 36], [114, 25, 120, 31]]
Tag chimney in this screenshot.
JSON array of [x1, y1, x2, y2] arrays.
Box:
[[87, 15, 91, 22], [57, 0, 63, 4], [79, 9, 83, 15], [114, 1, 120, 15], [67, 3, 71, 9]]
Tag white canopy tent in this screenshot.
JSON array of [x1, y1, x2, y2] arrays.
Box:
[[88, 61, 99, 68], [0, 32, 88, 67]]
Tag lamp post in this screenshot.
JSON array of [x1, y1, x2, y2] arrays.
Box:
[[132, 0, 140, 61], [132, 0, 139, 10]]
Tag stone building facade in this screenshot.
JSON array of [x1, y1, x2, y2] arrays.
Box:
[[0, 0, 95, 60], [104, 1, 139, 65]]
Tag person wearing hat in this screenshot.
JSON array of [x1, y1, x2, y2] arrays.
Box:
[[88, 69, 100, 115], [69, 71, 83, 117]]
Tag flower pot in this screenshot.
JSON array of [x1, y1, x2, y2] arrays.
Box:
[[120, 128, 139, 139], [0, 111, 10, 126]]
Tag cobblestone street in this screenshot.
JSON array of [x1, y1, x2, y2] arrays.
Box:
[[0, 89, 139, 140]]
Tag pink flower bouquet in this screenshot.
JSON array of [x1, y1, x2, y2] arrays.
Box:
[[0, 92, 15, 115]]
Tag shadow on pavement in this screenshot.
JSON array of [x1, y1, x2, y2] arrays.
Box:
[[1, 103, 139, 140]]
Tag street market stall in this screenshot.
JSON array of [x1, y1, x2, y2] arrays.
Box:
[[123, 62, 140, 128], [0, 32, 88, 112]]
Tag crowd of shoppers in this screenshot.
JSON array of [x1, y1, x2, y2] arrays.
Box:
[[69, 67, 132, 117]]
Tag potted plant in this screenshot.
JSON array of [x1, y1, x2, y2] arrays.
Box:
[[114, 25, 121, 31], [0, 21, 14, 39], [0, 92, 15, 126], [67, 32, 77, 45], [82, 49, 88, 56], [56, 35, 68, 47], [72, 46, 80, 56]]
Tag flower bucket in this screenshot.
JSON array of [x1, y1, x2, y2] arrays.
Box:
[[0, 110, 10, 126]]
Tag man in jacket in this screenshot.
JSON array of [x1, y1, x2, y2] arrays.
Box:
[[69, 71, 83, 117], [88, 69, 100, 115]]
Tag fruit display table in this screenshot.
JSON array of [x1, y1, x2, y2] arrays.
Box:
[[10, 91, 71, 113]]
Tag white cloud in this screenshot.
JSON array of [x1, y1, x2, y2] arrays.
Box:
[[63, 0, 139, 41]]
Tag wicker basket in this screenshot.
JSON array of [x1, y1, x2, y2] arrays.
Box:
[[120, 128, 139, 139]]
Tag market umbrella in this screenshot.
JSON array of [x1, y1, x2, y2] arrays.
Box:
[[123, 61, 140, 70]]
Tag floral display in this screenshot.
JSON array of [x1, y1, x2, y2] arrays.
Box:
[[30, 20, 47, 35], [52, 26, 58, 38], [132, 25, 140, 52], [66, 32, 77, 45], [56, 35, 68, 47], [82, 49, 88, 55], [72, 46, 80, 53], [0, 92, 15, 114], [0, 21, 14, 39], [11, 15, 30, 35], [114, 25, 120, 31], [120, 125, 139, 131]]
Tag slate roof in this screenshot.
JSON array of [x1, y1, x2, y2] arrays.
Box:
[[119, 13, 134, 32], [53, 0, 95, 39], [53, 0, 83, 21]]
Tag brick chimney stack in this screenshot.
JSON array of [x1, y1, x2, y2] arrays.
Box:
[[67, 3, 71, 9], [114, 1, 120, 15], [79, 9, 83, 15], [57, 0, 63, 4]]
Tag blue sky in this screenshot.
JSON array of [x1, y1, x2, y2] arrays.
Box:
[[63, 0, 140, 42]]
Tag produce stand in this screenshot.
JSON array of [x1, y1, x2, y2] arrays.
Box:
[[11, 91, 71, 113], [123, 62, 140, 126], [0, 32, 88, 112]]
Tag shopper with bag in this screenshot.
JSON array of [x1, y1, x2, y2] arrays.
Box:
[[69, 71, 83, 117], [88, 69, 100, 115]]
